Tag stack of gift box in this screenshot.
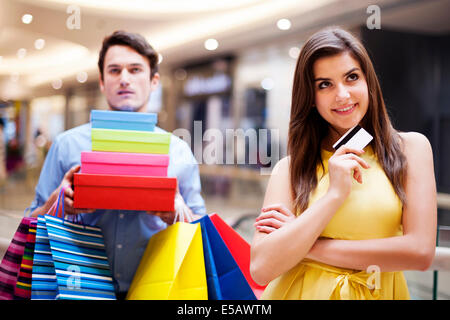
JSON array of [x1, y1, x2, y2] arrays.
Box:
[[73, 110, 177, 212]]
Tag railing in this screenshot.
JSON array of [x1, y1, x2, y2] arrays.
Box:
[[430, 193, 450, 272]]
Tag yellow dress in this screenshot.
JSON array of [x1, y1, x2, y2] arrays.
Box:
[[261, 146, 410, 300]]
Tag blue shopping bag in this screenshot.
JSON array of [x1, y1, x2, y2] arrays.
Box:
[[32, 187, 116, 300], [31, 215, 58, 300], [193, 215, 256, 300]]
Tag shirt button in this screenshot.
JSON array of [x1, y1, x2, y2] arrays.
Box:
[[117, 244, 123, 249], [119, 213, 125, 219], [116, 273, 121, 278]]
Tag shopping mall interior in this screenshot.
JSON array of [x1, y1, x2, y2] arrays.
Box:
[[0, 0, 449, 299]]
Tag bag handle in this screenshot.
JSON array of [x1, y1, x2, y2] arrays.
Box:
[[54, 186, 66, 219], [45, 186, 84, 225], [172, 193, 193, 224]]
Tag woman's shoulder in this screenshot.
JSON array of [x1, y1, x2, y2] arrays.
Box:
[[398, 131, 432, 153], [397, 131, 433, 163], [272, 156, 291, 174]]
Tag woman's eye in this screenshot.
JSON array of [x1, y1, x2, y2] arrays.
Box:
[[318, 81, 331, 89], [347, 73, 359, 81]]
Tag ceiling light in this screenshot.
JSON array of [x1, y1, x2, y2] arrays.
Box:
[[76, 71, 88, 83], [289, 47, 300, 59], [261, 78, 275, 91], [277, 18, 291, 30], [22, 14, 33, 24], [52, 79, 63, 90], [204, 38, 219, 51], [34, 39, 45, 50], [17, 48, 27, 59]]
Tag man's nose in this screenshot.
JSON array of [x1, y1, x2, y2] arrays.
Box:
[[335, 83, 351, 102], [119, 69, 130, 87]]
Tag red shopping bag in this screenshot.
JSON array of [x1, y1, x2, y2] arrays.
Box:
[[209, 213, 266, 299]]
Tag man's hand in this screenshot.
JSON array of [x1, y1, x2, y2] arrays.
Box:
[[57, 165, 95, 216], [148, 188, 201, 224], [31, 164, 95, 217]]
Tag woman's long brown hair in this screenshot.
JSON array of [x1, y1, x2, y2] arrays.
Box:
[[289, 27, 407, 214]]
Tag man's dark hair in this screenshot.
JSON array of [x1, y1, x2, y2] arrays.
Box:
[[98, 30, 159, 80]]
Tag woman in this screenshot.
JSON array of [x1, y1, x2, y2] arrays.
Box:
[[250, 27, 437, 300]]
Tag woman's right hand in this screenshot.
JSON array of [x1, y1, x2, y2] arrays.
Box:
[[327, 145, 370, 199]]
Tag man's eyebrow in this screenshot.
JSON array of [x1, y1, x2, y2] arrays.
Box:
[[314, 67, 360, 81], [106, 63, 144, 68]]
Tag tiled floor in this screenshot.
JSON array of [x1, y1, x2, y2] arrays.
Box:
[[0, 169, 448, 300]]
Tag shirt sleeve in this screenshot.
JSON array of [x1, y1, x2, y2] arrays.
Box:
[[176, 142, 206, 215], [26, 136, 67, 216]]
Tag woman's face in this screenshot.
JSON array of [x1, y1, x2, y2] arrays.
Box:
[[313, 51, 369, 140]]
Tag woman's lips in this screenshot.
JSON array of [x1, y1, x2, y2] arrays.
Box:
[[333, 103, 357, 115]]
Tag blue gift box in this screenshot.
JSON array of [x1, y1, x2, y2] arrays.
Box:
[[90, 110, 157, 132]]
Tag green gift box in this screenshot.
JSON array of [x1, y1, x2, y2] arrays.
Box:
[[91, 128, 171, 154]]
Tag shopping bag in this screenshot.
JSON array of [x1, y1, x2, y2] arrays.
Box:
[[209, 213, 266, 299], [32, 187, 116, 300], [31, 216, 58, 299], [44, 214, 116, 300], [193, 215, 256, 300], [127, 219, 207, 300], [0, 216, 36, 300], [14, 219, 37, 299], [31, 189, 67, 300]]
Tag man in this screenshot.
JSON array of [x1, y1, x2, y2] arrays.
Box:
[[27, 31, 206, 298]]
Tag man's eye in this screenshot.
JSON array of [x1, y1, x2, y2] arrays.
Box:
[[130, 68, 142, 73], [109, 68, 120, 74], [318, 81, 331, 89], [347, 73, 359, 81]]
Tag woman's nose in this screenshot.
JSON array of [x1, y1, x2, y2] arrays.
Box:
[[335, 83, 351, 102]]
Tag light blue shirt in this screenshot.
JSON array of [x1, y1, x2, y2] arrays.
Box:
[[27, 122, 206, 293]]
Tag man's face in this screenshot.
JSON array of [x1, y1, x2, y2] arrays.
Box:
[[99, 45, 159, 112]]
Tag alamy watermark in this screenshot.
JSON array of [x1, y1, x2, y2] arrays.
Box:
[[366, 265, 381, 290], [366, 5, 381, 30], [66, 5, 81, 30], [66, 265, 81, 289], [173, 121, 280, 176]]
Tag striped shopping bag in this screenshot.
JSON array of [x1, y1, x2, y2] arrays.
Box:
[[44, 214, 116, 300], [31, 187, 116, 300], [0, 216, 36, 300], [14, 219, 37, 299], [31, 215, 58, 299]]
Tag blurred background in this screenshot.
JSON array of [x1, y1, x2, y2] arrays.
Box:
[[0, 0, 449, 299]]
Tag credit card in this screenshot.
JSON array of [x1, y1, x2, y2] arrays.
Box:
[[332, 125, 373, 151]]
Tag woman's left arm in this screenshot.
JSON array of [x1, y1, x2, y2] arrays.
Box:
[[306, 132, 437, 272]]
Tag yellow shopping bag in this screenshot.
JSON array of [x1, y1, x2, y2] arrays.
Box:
[[126, 222, 207, 300]]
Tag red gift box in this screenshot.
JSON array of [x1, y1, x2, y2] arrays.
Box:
[[73, 173, 177, 212]]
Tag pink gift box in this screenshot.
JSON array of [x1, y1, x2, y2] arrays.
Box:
[[81, 151, 169, 177]]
